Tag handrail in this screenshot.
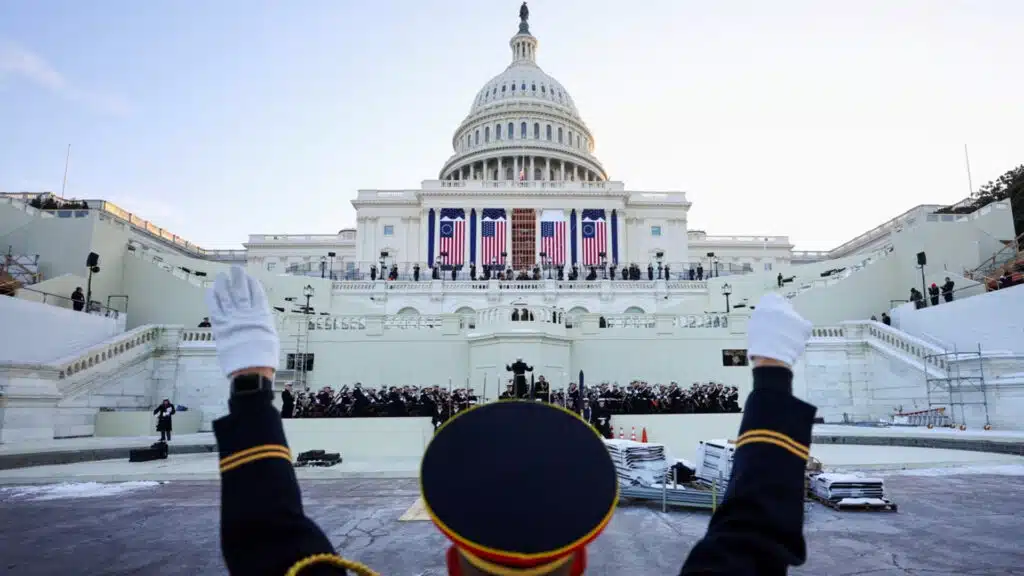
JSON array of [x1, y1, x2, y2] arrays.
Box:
[[50, 325, 161, 380], [965, 231, 1024, 280], [16, 284, 121, 317]]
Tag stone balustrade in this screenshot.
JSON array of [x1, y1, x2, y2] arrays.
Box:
[[476, 305, 565, 326], [330, 278, 708, 294], [54, 325, 162, 380], [180, 329, 215, 343], [811, 326, 846, 339], [860, 321, 948, 371]]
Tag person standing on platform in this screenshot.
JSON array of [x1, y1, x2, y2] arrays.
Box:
[[505, 357, 533, 398], [153, 399, 175, 442], [205, 265, 816, 575], [281, 383, 295, 419]]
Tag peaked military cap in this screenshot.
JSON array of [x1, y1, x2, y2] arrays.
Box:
[[421, 400, 618, 574]]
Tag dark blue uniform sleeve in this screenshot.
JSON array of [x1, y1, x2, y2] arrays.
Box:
[[680, 366, 816, 575], [213, 392, 378, 575]]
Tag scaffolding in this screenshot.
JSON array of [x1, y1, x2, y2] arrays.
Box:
[[293, 313, 312, 390], [923, 344, 990, 429]]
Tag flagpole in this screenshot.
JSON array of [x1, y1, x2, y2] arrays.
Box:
[[964, 144, 974, 195], [60, 144, 71, 198]]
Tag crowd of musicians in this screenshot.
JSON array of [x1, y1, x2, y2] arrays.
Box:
[[283, 378, 739, 428]]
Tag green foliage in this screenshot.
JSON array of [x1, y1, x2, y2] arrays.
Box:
[[935, 164, 1024, 236]]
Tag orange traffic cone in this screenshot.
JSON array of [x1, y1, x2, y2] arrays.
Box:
[[618, 427, 624, 439], [641, 428, 648, 443], [630, 426, 637, 441]]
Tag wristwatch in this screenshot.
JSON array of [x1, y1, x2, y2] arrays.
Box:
[[230, 374, 274, 397]]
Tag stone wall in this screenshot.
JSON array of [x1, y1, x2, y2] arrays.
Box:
[[3, 317, 1023, 443], [796, 321, 1024, 429]]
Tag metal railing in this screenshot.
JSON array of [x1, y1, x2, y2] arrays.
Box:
[[287, 260, 751, 282], [15, 285, 123, 318], [965, 231, 1024, 281]]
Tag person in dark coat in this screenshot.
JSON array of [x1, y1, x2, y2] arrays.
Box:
[[505, 357, 533, 398], [71, 287, 85, 312], [928, 283, 940, 306], [153, 399, 175, 442], [281, 384, 295, 418], [941, 277, 955, 303], [206, 266, 817, 575]]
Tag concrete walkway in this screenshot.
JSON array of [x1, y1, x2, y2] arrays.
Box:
[[3, 475, 1023, 575], [2, 424, 1022, 472], [1, 443, 1021, 485]]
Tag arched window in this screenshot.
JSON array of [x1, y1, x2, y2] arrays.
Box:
[[533, 123, 540, 139], [485, 126, 490, 143], [558, 127, 563, 143], [568, 130, 573, 146], [508, 122, 514, 139], [520, 122, 527, 138], [511, 83, 516, 91], [546, 124, 552, 140], [521, 83, 526, 91], [501, 85, 506, 93], [466, 134, 471, 148], [475, 130, 480, 145], [541, 85, 546, 94], [496, 124, 502, 140], [576, 134, 581, 148], [531, 83, 537, 91]]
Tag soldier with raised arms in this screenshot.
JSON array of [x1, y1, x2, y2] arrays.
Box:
[[207, 264, 815, 575]]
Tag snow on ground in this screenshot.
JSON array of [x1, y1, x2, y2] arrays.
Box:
[[0, 481, 163, 501], [814, 424, 1024, 439], [891, 464, 1024, 477]]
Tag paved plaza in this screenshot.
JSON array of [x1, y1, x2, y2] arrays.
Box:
[[1, 472, 1022, 575]]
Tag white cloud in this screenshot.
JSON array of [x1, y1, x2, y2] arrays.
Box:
[[0, 40, 132, 116]]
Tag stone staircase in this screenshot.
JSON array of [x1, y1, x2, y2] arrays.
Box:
[[966, 231, 1024, 285], [782, 245, 893, 300], [803, 321, 1024, 430], [0, 325, 221, 442]]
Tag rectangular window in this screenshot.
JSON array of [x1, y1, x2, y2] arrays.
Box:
[[722, 349, 748, 367], [266, 262, 276, 271], [287, 353, 315, 372], [764, 262, 773, 271], [651, 225, 662, 237], [383, 225, 394, 236]]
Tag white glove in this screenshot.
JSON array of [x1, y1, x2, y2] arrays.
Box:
[[205, 266, 280, 378], [747, 293, 812, 367]]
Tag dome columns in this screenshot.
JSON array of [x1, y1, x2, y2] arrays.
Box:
[[444, 155, 601, 184], [511, 33, 538, 65]]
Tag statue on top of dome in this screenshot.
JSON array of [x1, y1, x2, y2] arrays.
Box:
[[519, 2, 529, 23]]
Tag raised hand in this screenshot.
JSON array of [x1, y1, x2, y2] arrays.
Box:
[[746, 293, 812, 368], [205, 266, 280, 378]]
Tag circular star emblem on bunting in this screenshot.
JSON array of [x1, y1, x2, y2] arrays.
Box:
[[442, 223, 454, 235], [583, 223, 595, 235]]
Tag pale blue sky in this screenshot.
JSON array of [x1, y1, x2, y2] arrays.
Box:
[[2, 0, 1022, 250]]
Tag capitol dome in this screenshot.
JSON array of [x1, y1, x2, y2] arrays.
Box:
[[439, 5, 607, 183]]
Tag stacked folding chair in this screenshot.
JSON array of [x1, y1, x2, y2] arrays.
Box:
[[603, 439, 668, 487]]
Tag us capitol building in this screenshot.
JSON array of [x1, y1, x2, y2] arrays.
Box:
[[1, 4, 1017, 442], [250, 5, 800, 284]]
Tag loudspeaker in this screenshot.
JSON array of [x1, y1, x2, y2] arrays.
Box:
[[916, 251, 927, 266], [86, 252, 100, 267]]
